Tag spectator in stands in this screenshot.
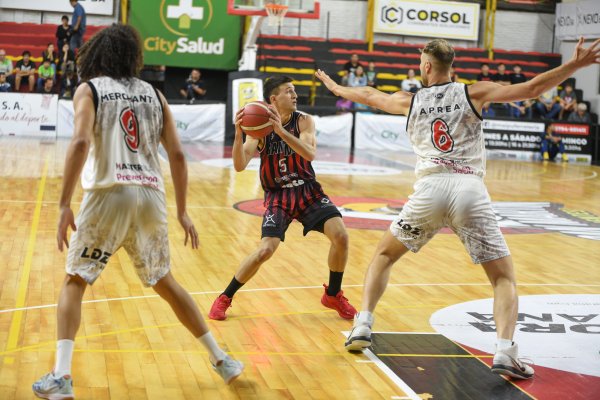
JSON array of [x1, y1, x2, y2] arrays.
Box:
[[477, 63, 492, 81], [0, 72, 11, 92], [540, 124, 567, 162], [558, 83, 577, 120], [510, 64, 527, 84], [342, 54, 363, 86], [70, 0, 87, 51], [180, 68, 206, 102], [56, 15, 72, 49], [42, 43, 58, 67], [57, 42, 76, 75], [38, 78, 55, 94], [60, 68, 78, 98], [37, 58, 56, 90], [508, 100, 533, 119], [535, 87, 561, 120], [493, 63, 511, 85], [348, 65, 367, 87], [401, 69, 422, 93], [568, 103, 592, 124], [366, 60, 377, 87], [13, 50, 36, 92], [482, 102, 495, 118], [0, 49, 13, 76]]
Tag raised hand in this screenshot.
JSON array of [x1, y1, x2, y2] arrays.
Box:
[[571, 37, 600, 68], [315, 69, 341, 96]]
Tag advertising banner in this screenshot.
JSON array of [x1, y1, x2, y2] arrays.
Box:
[[0, 93, 57, 138], [373, 0, 480, 41], [354, 113, 412, 152], [129, 0, 242, 69], [313, 113, 353, 149], [0, 0, 114, 15], [58, 100, 225, 142], [483, 119, 592, 163], [556, 0, 600, 40]]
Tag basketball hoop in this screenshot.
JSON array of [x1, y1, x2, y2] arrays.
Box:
[[265, 3, 288, 26]]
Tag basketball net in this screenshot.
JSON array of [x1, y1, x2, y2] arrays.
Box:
[[265, 3, 288, 26]]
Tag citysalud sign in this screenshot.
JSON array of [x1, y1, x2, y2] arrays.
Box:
[[129, 0, 241, 69]]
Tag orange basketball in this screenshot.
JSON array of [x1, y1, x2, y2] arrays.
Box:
[[240, 101, 273, 139]]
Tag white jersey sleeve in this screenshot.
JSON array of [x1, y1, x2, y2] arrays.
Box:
[[81, 77, 165, 192], [405, 82, 485, 179]]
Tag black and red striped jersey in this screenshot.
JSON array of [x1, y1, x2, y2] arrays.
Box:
[[258, 111, 317, 192]]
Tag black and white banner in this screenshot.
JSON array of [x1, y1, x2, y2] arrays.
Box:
[[555, 0, 600, 40], [373, 0, 480, 41]]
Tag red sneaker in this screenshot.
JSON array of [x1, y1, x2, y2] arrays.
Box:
[[321, 284, 357, 320], [209, 294, 232, 320]]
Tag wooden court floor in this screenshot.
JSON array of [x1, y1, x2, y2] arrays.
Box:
[[0, 137, 599, 399]]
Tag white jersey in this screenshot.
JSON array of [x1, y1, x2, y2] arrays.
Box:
[[81, 77, 165, 192], [406, 82, 485, 179]]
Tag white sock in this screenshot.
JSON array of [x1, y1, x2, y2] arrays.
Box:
[[54, 339, 74, 377], [198, 331, 227, 364], [356, 311, 374, 326], [496, 338, 513, 351]]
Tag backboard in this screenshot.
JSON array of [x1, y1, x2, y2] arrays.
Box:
[[227, 0, 320, 19]]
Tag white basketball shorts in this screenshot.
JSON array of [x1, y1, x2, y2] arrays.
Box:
[[390, 174, 510, 264], [66, 185, 170, 286]]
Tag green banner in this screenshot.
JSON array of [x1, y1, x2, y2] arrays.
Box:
[[129, 0, 241, 70]]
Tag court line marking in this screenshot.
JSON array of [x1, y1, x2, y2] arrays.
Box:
[[0, 282, 599, 314], [3, 157, 48, 364], [451, 339, 538, 400], [339, 331, 421, 400]]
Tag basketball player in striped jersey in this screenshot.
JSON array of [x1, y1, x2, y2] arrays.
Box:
[[317, 37, 600, 379], [209, 76, 357, 321], [32, 24, 243, 399]]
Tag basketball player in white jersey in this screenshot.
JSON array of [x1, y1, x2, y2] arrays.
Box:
[[32, 24, 243, 399], [316, 37, 600, 380]]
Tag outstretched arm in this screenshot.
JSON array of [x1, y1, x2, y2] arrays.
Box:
[[469, 37, 600, 110], [315, 69, 413, 115]]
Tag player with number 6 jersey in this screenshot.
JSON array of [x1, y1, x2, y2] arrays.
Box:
[[316, 36, 600, 380], [208, 76, 357, 322]]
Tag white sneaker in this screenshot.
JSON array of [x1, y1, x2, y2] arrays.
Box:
[[32, 372, 74, 399], [212, 355, 244, 384], [491, 343, 535, 379], [345, 312, 374, 352]]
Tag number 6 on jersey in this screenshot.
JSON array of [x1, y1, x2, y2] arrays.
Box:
[[431, 118, 454, 153]]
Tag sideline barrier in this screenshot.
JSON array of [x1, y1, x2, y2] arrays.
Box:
[[313, 113, 353, 149], [0, 93, 58, 138], [58, 100, 226, 142]]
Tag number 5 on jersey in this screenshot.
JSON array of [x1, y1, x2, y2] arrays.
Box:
[[120, 107, 140, 153], [431, 118, 454, 153]]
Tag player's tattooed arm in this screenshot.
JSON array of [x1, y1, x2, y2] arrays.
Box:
[[469, 37, 600, 110], [268, 106, 316, 161], [232, 108, 259, 171], [315, 69, 413, 115]]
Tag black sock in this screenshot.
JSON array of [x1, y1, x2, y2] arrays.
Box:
[[222, 277, 245, 298], [327, 271, 344, 296]]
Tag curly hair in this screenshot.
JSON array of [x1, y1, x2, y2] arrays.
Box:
[[77, 24, 143, 81]]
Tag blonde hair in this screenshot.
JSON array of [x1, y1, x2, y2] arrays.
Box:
[[421, 39, 455, 71]]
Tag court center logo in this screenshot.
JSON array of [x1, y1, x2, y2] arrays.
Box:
[[233, 197, 600, 240], [430, 294, 600, 378]]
